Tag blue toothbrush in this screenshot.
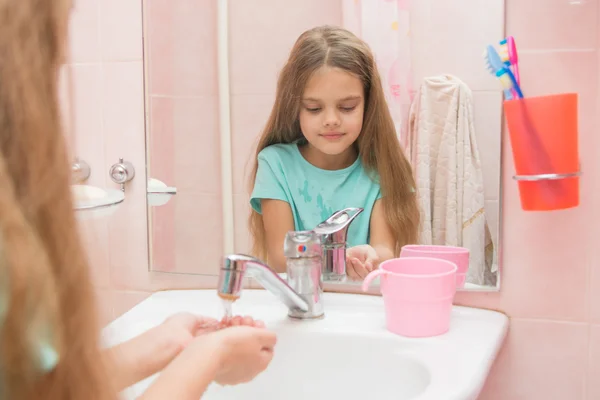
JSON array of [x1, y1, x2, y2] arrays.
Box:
[[484, 45, 523, 99]]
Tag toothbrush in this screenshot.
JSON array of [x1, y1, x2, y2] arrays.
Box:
[[483, 45, 512, 99], [484, 45, 523, 99], [499, 36, 520, 85], [495, 69, 517, 99]]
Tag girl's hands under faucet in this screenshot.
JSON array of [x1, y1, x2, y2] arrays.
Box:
[[139, 325, 276, 399], [165, 312, 266, 346], [210, 326, 277, 386], [346, 245, 379, 280], [104, 312, 267, 391], [103, 312, 219, 391]]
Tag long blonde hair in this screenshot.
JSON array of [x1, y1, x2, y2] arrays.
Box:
[[0, 1, 113, 398], [248, 26, 419, 260]]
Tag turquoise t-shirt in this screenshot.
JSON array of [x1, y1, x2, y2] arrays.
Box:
[[250, 143, 381, 247]]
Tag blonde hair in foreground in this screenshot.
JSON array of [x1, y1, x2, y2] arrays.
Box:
[[0, 1, 113, 399], [248, 25, 420, 261]]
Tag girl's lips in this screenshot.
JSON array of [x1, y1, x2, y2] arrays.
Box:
[[320, 132, 344, 140]]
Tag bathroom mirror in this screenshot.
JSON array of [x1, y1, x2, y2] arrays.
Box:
[[143, 0, 504, 291]]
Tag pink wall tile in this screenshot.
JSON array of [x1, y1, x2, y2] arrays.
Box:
[[69, 65, 106, 187], [106, 197, 149, 290], [100, 63, 148, 287], [173, 193, 223, 275], [172, 97, 220, 193], [79, 218, 111, 288], [410, 0, 504, 91], [587, 325, 600, 399], [229, 0, 343, 95], [102, 61, 146, 171], [147, 97, 175, 188], [230, 94, 276, 194], [149, 96, 221, 193], [100, 0, 143, 61], [111, 290, 151, 319], [233, 193, 252, 254], [506, 0, 598, 50], [95, 289, 114, 327], [149, 199, 176, 273], [145, 0, 217, 96], [68, 0, 100, 63], [479, 319, 588, 399]]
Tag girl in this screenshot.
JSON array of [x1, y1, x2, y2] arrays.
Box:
[[248, 26, 419, 280], [0, 1, 275, 399]]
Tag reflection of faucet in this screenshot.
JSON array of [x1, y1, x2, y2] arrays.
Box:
[[217, 208, 364, 320], [314, 207, 363, 281]]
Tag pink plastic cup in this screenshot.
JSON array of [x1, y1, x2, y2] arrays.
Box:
[[362, 257, 457, 338], [400, 245, 469, 289]]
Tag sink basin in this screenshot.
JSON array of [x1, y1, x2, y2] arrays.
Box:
[[102, 290, 508, 400], [205, 330, 430, 399]]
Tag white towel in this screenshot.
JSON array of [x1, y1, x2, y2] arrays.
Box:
[[407, 75, 496, 286]]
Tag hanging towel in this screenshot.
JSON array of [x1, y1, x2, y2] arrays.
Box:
[[407, 75, 497, 286]]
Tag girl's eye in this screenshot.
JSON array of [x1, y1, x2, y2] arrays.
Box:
[[340, 106, 356, 112], [306, 107, 321, 113]]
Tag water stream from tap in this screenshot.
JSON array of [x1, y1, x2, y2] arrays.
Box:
[[221, 297, 234, 324]]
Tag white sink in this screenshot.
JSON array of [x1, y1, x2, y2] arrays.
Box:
[[102, 290, 508, 400]]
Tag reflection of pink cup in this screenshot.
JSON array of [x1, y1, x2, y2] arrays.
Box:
[[362, 257, 457, 338], [400, 245, 470, 289]]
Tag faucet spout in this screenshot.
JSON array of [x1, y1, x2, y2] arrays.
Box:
[[313, 207, 364, 280], [217, 254, 309, 313]]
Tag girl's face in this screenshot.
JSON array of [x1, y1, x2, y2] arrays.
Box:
[[299, 66, 364, 160]]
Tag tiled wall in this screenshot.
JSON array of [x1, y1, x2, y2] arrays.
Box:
[[62, 0, 151, 326], [67, 0, 600, 398], [455, 1, 600, 398]]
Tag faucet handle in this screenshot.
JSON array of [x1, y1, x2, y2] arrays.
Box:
[[314, 207, 364, 246], [283, 230, 321, 259]]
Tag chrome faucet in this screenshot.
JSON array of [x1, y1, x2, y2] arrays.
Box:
[[217, 207, 363, 320], [217, 254, 315, 318], [314, 207, 363, 281]]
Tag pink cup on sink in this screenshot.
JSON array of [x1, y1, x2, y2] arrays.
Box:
[[400, 245, 470, 289], [362, 257, 457, 338]]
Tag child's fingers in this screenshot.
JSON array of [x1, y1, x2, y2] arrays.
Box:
[[346, 258, 361, 280]]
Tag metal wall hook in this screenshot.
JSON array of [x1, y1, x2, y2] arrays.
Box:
[[72, 157, 91, 183], [109, 158, 135, 192]]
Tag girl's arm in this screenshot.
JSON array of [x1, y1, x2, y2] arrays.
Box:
[[261, 198, 295, 273], [137, 336, 222, 400], [368, 199, 397, 266], [102, 320, 193, 391]]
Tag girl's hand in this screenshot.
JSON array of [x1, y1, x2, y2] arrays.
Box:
[[346, 245, 379, 280], [219, 315, 266, 329], [162, 313, 220, 349], [163, 313, 267, 349], [208, 326, 277, 386]]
